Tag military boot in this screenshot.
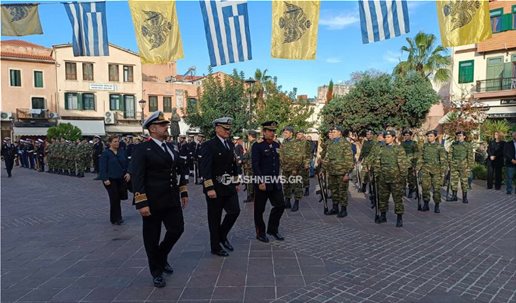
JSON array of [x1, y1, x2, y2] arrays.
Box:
[[422, 201, 430, 211], [337, 206, 347, 218], [446, 191, 458, 201], [304, 188, 309, 196], [434, 203, 440, 213], [407, 189, 414, 199], [291, 200, 299, 212], [284, 199, 291, 209], [327, 203, 339, 215], [462, 192, 469, 204], [380, 212, 387, 223], [361, 183, 367, 193], [396, 214, 403, 227]]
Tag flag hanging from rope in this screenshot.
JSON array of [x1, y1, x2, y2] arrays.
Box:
[[129, 0, 183, 63], [200, 0, 252, 67], [271, 0, 320, 60], [1, 4, 43, 36], [64, 1, 109, 56], [437, 0, 491, 47], [358, 0, 410, 44]]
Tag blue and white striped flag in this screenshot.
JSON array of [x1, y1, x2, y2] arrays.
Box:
[[64, 1, 109, 56], [199, 0, 252, 67], [358, 0, 410, 44]]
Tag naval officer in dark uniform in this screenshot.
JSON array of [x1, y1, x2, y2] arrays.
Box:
[[200, 117, 241, 257], [131, 111, 189, 288], [252, 121, 285, 242]]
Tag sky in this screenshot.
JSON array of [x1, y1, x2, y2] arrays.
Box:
[[2, 0, 443, 97]]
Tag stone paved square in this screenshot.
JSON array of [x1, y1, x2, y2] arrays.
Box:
[[1, 165, 515, 302]]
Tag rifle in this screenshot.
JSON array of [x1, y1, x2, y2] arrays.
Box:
[[371, 169, 380, 223], [316, 171, 329, 214], [415, 170, 422, 211]]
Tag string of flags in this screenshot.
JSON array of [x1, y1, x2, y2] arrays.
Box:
[[1, 0, 494, 65]]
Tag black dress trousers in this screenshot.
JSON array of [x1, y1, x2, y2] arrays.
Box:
[[254, 187, 285, 236], [206, 193, 240, 251]]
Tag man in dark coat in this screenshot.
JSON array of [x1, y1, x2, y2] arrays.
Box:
[[2, 137, 17, 177], [200, 117, 241, 257], [252, 121, 286, 242], [92, 136, 104, 174], [487, 131, 505, 190], [131, 111, 189, 288]]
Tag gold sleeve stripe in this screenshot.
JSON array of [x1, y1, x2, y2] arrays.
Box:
[[134, 192, 148, 204], [204, 179, 214, 187], [179, 185, 187, 193]]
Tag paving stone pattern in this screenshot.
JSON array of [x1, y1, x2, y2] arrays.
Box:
[[1, 164, 515, 303]]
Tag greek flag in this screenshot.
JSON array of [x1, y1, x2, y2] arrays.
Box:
[[358, 0, 410, 44], [64, 1, 109, 56], [200, 0, 252, 67]]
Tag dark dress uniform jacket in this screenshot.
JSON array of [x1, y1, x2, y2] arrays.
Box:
[[200, 137, 239, 196], [131, 140, 188, 211], [252, 140, 282, 191]]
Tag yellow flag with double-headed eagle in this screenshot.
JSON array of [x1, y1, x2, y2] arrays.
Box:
[[437, 0, 492, 47], [271, 0, 320, 60], [128, 0, 183, 63]]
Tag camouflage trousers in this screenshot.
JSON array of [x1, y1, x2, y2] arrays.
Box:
[[378, 179, 404, 214], [450, 164, 469, 193], [407, 165, 417, 191], [283, 170, 303, 200], [420, 168, 444, 204], [302, 168, 309, 189], [328, 174, 349, 207], [246, 173, 254, 197]]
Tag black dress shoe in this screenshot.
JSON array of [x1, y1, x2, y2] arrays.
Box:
[[163, 264, 174, 274], [211, 249, 229, 257], [221, 240, 234, 251], [267, 232, 284, 241], [256, 234, 269, 243], [153, 275, 166, 288]]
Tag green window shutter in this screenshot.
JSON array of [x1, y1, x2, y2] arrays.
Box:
[[64, 93, 69, 110], [512, 54, 516, 62], [458, 60, 474, 83], [77, 93, 83, 110], [501, 14, 513, 31]]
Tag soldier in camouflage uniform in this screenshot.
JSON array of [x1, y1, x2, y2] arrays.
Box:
[[416, 130, 447, 213], [65, 141, 75, 176], [364, 130, 409, 227], [401, 130, 419, 198], [359, 130, 375, 193], [296, 130, 311, 196], [55, 139, 64, 174], [321, 126, 354, 217], [75, 139, 90, 177], [46, 139, 55, 173], [446, 131, 474, 203], [279, 127, 309, 212], [242, 130, 257, 203]]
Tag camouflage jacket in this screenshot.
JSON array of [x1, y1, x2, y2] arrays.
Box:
[[280, 138, 309, 172], [322, 138, 354, 176], [364, 143, 409, 182], [401, 140, 419, 165], [416, 142, 447, 173], [241, 141, 255, 174], [448, 141, 474, 169]]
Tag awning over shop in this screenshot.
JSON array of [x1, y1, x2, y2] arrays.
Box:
[[60, 120, 105, 136], [486, 106, 516, 118], [13, 127, 49, 136], [105, 125, 143, 134]]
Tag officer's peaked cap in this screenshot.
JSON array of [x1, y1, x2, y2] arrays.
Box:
[[262, 121, 278, 131], [144, 111, 169, 129], [213, 117, 233, 129]]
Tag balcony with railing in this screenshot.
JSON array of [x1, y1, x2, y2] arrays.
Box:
[[16, 108, 51, 120], [475, 77, 516, 93]]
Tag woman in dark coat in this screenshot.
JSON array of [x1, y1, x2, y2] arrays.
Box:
[[99, 135, 130, 225]]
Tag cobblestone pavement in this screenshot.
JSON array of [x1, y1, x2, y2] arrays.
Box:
[[1, 164, 515, 303]]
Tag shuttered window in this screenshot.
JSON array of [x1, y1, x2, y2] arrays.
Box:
[[458, 60, 474, 83]]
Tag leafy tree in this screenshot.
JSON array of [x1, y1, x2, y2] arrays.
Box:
[[440, 89, 487, 139], [320, 72, 439, 133], [393, 31, 451, 84], [184, 69, 248, 137], [480, 119, 512, 142], [47, 123, 82, 141], [255, 91, 314, 132]]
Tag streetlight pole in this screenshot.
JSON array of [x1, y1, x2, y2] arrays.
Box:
[[244, 78, 256, 131], [138, 99, 146, 135]]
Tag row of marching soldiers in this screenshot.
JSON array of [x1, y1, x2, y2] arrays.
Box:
[[316, 127, 474, 227], [46, 138, 94, 177]]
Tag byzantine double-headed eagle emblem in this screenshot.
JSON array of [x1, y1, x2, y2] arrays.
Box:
[[141, 10, 172, 50], [5, 5, 30, 22], [279, 2, 312, 44], [442, 0, 481, 31]]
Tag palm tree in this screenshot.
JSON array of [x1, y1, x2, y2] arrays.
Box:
[[394, 32, 451, 84], [253, 68, 273, 110]]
